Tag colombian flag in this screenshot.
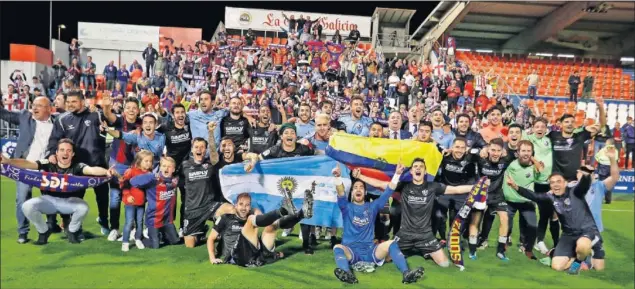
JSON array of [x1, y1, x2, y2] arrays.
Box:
[[325, 132, 443, 183]]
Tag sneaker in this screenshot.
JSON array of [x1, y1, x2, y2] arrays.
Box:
[[568, 261, 582, 275], [107, 229, 120, 242], [96, 217, 110, 235], [178, 228, 184, 238], [518, 244, 526, 253], [122, 243, 130, 252], [496, 252, 510, 262], [402, 267, 425, 284], [334, 268, 358, 284], [580, 262, 590, 271], [534, 241, 549, 255], [67, 231, 81, 244], [143, 228, 149, 239], [281, 228, 292, 237], [477, 240, 489, 250], [33, 231, 51, 245], [324, 229, 332, 240], [17, 233, 29, 244], [525, 251, 537, 260], [135, 239, 145, 249], [469, 253, 477, 260], [352, 262, 376, 273], [302, 185, 315, 219], [281, 188, 297, 216]]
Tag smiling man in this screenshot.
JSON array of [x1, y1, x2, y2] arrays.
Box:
[[338, 96, 373, 136], [220, 96, 251, 152], [1, 139, 111, 245]]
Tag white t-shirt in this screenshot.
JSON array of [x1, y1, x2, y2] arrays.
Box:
[[2, 93, 21, 112], [404, 75, 415, 87]]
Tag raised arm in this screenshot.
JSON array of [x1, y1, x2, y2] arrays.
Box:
[[100, 93, 117, 124], [602, 147, 620, 191], [573, 174, 592, 199], [208, 122, 219, 165], [352, 167, 389, 190], [0, 106, 21, 125], [596, 97, 607, 134]]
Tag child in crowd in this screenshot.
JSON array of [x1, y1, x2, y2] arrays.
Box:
[[130, 156, 181, 249], [120, 150, 153, 252]]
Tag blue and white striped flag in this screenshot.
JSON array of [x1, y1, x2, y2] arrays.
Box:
[[220, 155, 351, 228]]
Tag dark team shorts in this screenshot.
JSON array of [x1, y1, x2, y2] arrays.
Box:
[[486, 200, 509, 214], [183, 202, 223, 237], [396, 233, 443, 257], [344, 242, 385, 266], [230, 234, 276, 267], [554, 231, 605, 260]]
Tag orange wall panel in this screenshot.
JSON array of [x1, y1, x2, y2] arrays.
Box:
[[10, 44, 53, 66]]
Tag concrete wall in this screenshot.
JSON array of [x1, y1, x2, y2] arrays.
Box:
[[1, 61, 55, 92]]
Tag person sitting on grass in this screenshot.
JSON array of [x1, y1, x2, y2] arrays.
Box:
[[331, 163, 424, 285], [0, 138, 111, 245]]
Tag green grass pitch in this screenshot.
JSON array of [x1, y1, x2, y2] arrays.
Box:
[[1, 177, 634, 288]]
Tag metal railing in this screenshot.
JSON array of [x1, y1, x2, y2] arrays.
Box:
[[375, 33, 413, 49]]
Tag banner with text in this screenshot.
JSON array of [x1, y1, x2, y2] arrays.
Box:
[[614, 171, 634, 194], [225, 7, 372, 37]]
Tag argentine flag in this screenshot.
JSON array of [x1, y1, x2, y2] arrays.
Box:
[[220, 155, 352, 228]]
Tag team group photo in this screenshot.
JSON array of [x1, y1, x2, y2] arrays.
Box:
[[1, 1, 634, 288]]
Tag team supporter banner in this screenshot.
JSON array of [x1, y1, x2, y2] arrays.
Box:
[[448, 177, 488, 271], [326, 132, 443, 182], [614, 171, 634, 194], [0, 164, 110, 192], [220, 155, 352, 228], [225, 7, 372, 37]]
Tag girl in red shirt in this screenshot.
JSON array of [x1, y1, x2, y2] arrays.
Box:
[[119, 150, 153, 252]]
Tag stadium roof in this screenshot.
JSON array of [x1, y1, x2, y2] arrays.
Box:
[[372, 7, 417, 25], [411, 1, 635, 58]]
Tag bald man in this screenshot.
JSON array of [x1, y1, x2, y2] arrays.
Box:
[[0, 96, 56, 244]]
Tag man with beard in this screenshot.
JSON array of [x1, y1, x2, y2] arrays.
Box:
[[454, 114, 486, 149], [549, 98, 605, 181], [509, 170, 597, 275], [182, 136, 236, 248], [247, 103, 286, 154], [502, 140, 546, 260], [299, 114, 338, 247], [46, 91, 111, 236], [319, 100, 346, 132], [522, 118, 559, 255], [295, 103, 315, 139], [187, 90, 228, 147], [385, 111, 411, 140], [157, 103, 192, 235], [208, 192, 312, 267], [53, 93, 66, 114], [331, 163, 424, 284], [220, 96, 251, 152], [102, 95, 141, 240], [338, 96, 373, 136], [355, 158, 475, 268], [480, 106, 508, 143], [244, 123, 316, 254], [468, 138, 514, 260], [430, 108, 454, 149], [434, 137, 479, 246], [1, 139, 112, 244], [209, 122, 244, 203], [107, 113, 165, 167]]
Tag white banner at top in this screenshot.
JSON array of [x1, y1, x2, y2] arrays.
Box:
[[78, 22, 159, 44], [225, 7, 372, 38]]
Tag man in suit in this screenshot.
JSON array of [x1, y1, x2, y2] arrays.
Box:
[[402, 105, 422, 136], [385, 110, 412, 140], [142, 43, 158, 77], [0, 96, 55, 243]]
